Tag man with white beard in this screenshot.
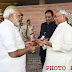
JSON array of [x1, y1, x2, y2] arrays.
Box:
[[0, 6, 35, 72], [38, 8, 72, 72]]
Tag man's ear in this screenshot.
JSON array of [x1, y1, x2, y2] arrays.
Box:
[[9, 14, 14, 21]]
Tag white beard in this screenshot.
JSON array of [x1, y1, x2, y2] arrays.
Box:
[[12, 15, 20, 26]]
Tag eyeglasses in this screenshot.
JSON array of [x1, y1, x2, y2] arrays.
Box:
[[54, 14, 62, 18]]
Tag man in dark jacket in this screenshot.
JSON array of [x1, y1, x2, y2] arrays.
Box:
[[38, 10, 57, 68]]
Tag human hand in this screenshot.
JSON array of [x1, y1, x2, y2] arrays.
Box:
[[43, 41, 52, 47], [25, 41, 33, 47], [43, 38, 49, 42], [30, 46, 35, 53], [43, 40, 49, 45], [37, 39, 44, 46], [43, 38, 49, 45]]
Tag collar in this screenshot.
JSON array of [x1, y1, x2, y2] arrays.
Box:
[[4, 19, 14, 26], [47, 21, 55, 25], [58, 21, 67, 26]]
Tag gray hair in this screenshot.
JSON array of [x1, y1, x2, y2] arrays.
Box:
[[3, 6, 19, 19], [56, 8, 68, 19]]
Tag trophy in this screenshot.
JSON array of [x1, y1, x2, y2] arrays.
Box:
[[32, 40, 38, 46], [31, 35, 38, 46]]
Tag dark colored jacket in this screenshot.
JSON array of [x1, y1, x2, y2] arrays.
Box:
[[38, 21, 57, 56]]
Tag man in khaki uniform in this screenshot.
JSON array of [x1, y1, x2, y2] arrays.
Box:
[[20, 24, 30, 42], [26, 19, 35, 41], [0, 9, 3, 23], [20, 19, 35, 42], [19, 14, 30, 42]]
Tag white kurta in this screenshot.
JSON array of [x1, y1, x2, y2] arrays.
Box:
[[0, 19, 26, 72], [42, 22, 72, 72]]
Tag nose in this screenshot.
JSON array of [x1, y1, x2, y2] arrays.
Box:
[[46, 17, 49, 20]]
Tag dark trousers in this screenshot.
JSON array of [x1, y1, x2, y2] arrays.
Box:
[[40, 55, 46, 68], [39, 47, 46, 68]]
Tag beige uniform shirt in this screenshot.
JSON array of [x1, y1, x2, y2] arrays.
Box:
[[28, 25, 35, 41], [20, 24, 35, 41], [20, 24, 29, 42]]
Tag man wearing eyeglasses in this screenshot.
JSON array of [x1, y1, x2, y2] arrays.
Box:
[[38, 8, 72, 72]]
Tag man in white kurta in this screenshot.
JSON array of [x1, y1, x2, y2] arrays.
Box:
[[38, 8, 72, 72], [0, 6, 35, 72], [42, 21, 72, 72], [0, 19, 26, 72]]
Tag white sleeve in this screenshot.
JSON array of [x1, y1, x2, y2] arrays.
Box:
[[15, 30, 25, 49], [3, 29, 18, 52], [52, 27, 72, 52]]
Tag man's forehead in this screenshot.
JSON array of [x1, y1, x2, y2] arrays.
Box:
[[45, 12, 53, 17]]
